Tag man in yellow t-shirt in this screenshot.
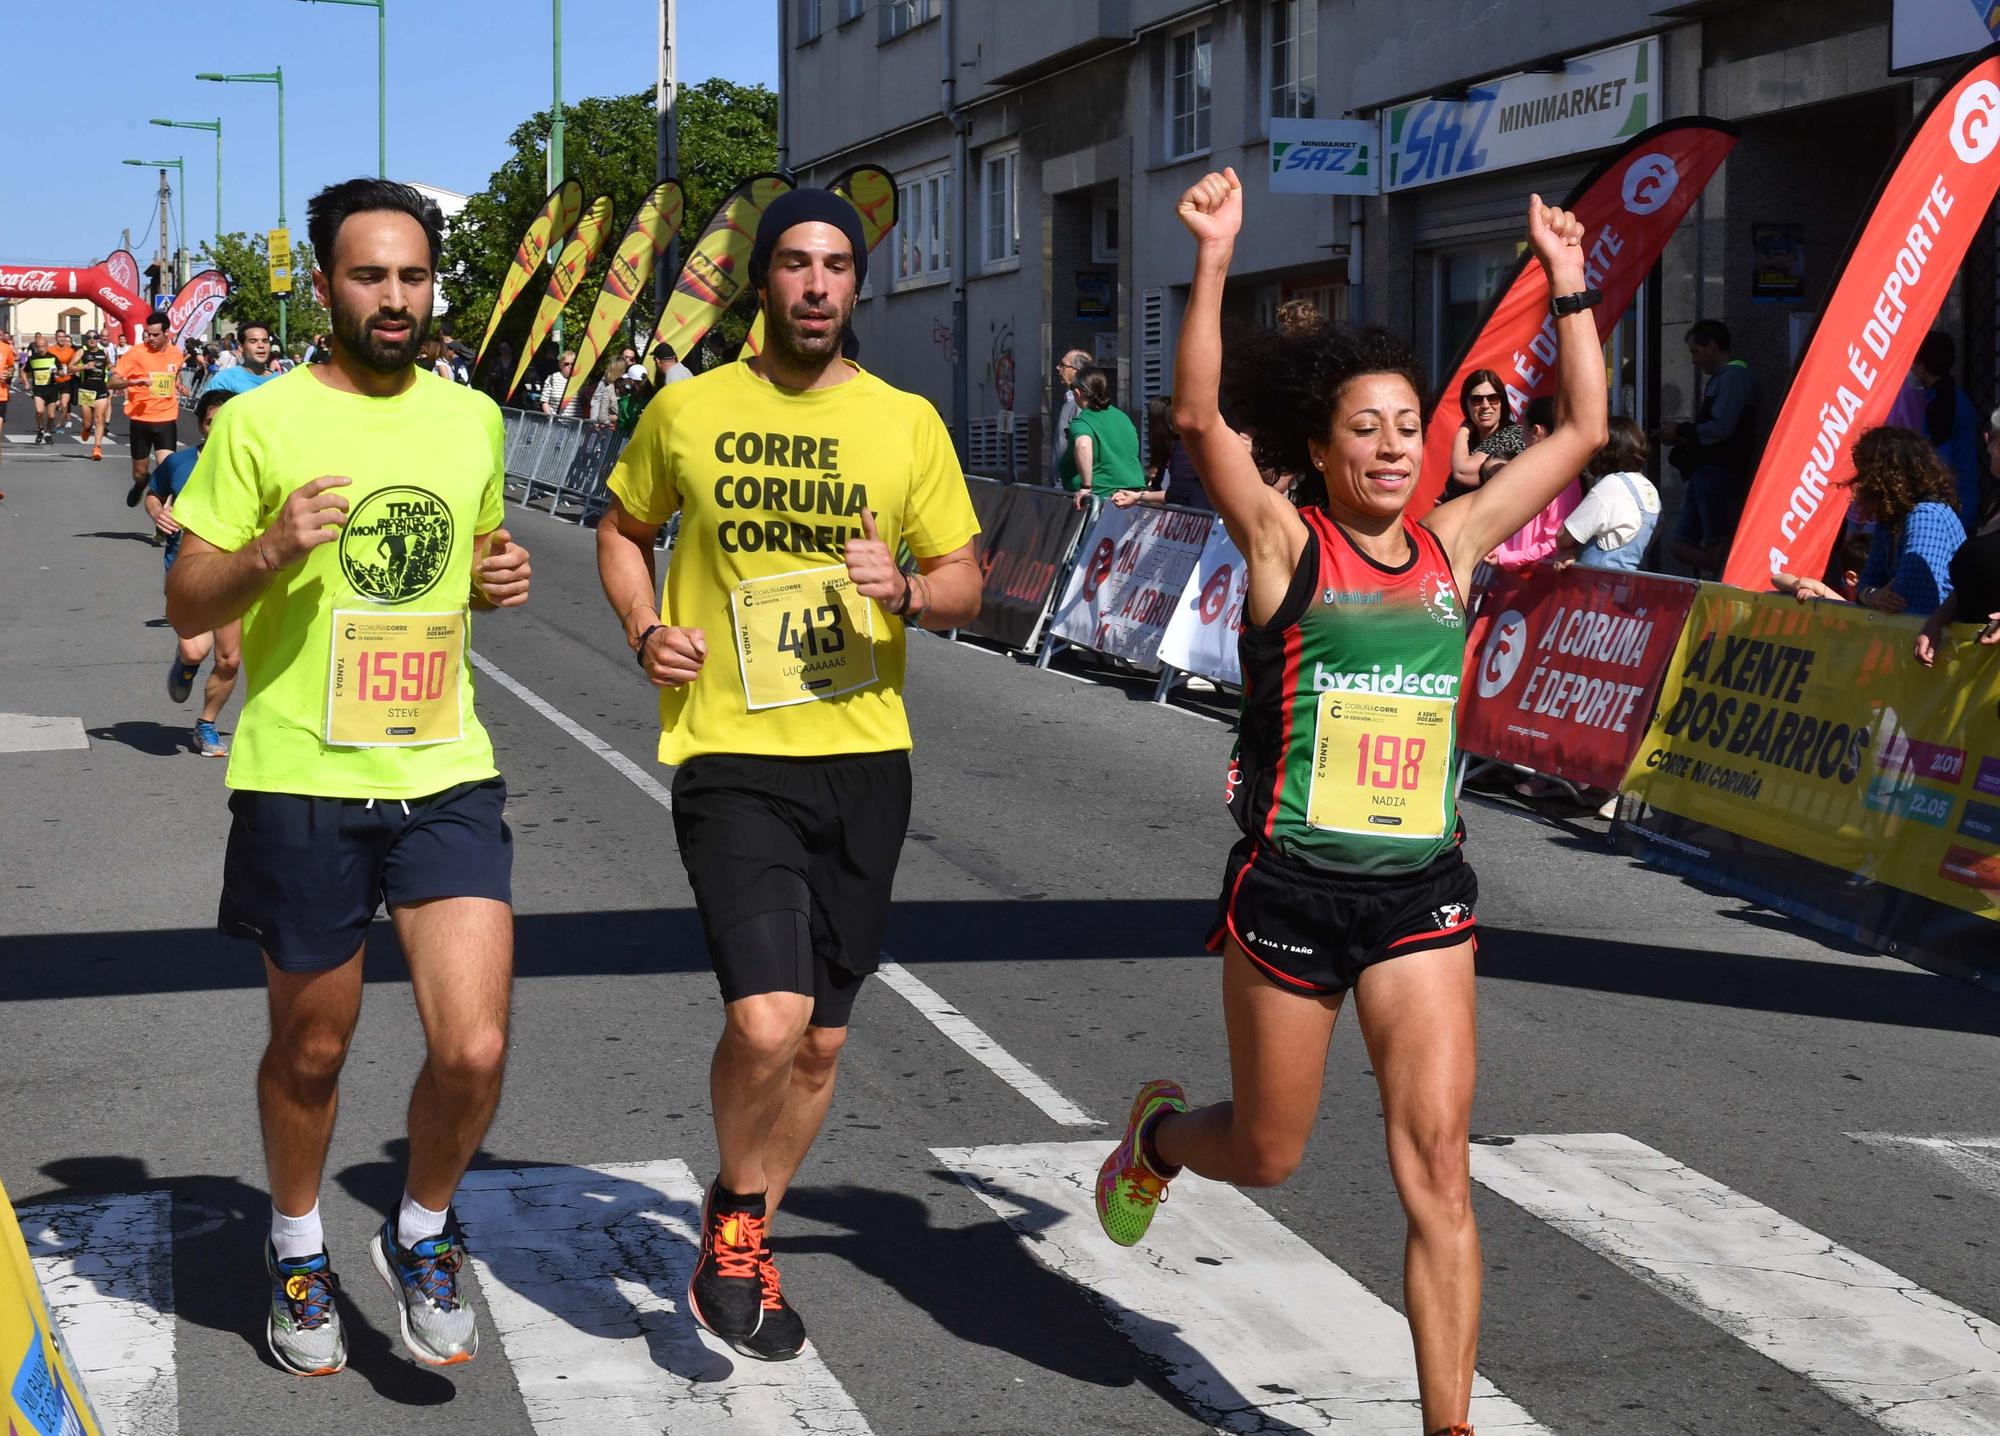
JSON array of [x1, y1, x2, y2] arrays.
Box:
[[168, 177, 533, 1379], [110, 312, 185, 506], [598, 187, 981, 1363]]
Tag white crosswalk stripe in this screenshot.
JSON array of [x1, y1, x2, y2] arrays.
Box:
[[23, 1192, 177, 1436], [455, 1161, 874, 1434], [1851, 1132, 2000, 1197], [1471, 1132, 2000, 1436], [936, 1140, 1549, 1435]]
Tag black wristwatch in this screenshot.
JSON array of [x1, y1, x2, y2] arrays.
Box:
[[634, 623, 664, 666], [1551, 288, 1604, 318]]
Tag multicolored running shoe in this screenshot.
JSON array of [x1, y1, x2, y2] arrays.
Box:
[[1095, 1078, 1187, 1247]]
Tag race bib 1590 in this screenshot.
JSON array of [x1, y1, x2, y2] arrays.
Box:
[[730, 566, 878, 711], [1305, 691, 1453, 839], [325, 609, 465, 746]]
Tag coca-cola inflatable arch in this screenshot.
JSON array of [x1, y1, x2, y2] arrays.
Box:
[[0, 251, 149, 343]]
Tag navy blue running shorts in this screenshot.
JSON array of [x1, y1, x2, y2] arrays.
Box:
[[219, 777, 513, 972], [1208, 833, 1478, 996]]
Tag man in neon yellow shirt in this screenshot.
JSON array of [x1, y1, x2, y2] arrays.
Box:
[[167, 177, 532, 1379], [597, 188, 982, 1362]]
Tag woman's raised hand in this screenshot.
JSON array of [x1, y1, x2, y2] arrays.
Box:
[[1178, 168, 1243, 247], [1526, 193, 1589, 289]]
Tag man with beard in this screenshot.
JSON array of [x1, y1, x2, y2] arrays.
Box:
[[595, 188, 982, 1362], [110, 312, 184, 500], [166, 178, 533, 1378]]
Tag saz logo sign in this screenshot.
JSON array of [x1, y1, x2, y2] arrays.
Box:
[[339, 485, 453, 603]]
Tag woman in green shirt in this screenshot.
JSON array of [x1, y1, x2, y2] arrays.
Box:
[[1061, 367, 1145, 507]]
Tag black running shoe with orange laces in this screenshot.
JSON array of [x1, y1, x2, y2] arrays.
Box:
[[686, 1182, 807, 1361]]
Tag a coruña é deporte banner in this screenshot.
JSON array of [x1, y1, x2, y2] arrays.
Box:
[[1622, 587, 2000, 973], [1460, 564, 1697, 790], [1725, 47, 2000, 587]]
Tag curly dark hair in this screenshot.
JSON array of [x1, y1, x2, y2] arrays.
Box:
[[1221, 323, 1428, 509], [1846, 425, 1959, 527]]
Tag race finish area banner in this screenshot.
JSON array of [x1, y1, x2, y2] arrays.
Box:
[[1413, 119, 1738, 517], [1157, 521, 1250, 687], [1049, 504, 1214, 669], [1724, 47, 2000, 588], [964, 478, 1086, 651], [1462, 565, 1697, 791], [0, 1179, 102, 1435], [1621, 587, 2000, 983]]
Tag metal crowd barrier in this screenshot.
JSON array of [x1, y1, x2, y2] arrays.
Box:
[[500, 410, 625, 525]]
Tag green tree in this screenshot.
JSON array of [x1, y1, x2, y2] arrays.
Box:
[[195, 231, 329, 351], [440, 78, 777, 368]]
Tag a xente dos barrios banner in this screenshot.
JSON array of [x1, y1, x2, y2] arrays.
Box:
[[1622, 587, 2000, 977], [1413, 120, 1739, 517], [649, 172, 793, 376], [1724, 48, 2000, 588], [0, 1179, 103, 1435], [741, 164, 898, 361], [570, 181, 685, 391], [506, 194, 616, 402], [474, 179, 585, 374], [1460, 564, 1698, 791]]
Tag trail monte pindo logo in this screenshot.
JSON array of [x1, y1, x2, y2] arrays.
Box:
[[340, 486, 452, 603]]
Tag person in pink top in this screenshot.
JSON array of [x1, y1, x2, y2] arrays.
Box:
[[1485, 396, 1582, 568]]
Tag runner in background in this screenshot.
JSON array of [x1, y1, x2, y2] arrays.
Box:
[[110, 313, 184, 506], [596, 187, 981, 1363], [1094, 169, 1606, 1436], [146, 388, 240, 756], [24, 337, 60, 446], [0, 331, 14, 490], [75, 332, 113, 461], [202, 321, 278, 398], [48, 332, 77, 433], [165, 177, 534, 1377]]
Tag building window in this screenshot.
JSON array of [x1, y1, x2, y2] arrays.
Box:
[[981, 147, 1019, 269], [896, 169, 953, 285], [1166, 23, 1212, 160], [797, 0, 822, 42], [1092, 190, 1119, 263], [837, 0, 862, 21], [1267, 0, 1315, 119], [884, 0, 938, 41]]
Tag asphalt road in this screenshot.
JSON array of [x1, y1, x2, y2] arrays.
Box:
[[3, 387, 1998, 1436]]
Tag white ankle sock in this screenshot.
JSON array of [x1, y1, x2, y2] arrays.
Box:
[[270, 1203, 324, 1262], [396, 1192, 449, 1249]]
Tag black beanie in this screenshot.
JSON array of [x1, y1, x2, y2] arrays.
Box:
[[749, 188, 868, 291]]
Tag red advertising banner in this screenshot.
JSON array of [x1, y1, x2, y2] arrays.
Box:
[[0, 258, 150, 341], [1724, 48, 2000, 588], [1461, 564, 1698, 790], [1414, 120, 1739, 518]]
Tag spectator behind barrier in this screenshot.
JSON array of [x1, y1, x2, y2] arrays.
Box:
[[1775, 426, 1965, 617], [1443, 368, 1528, 504], [1487, 395, 1582, 568], [1915, 405, 2000, 667], [1910, 330, 1986, 528], [1061, 367, 1145, 509], [1553, 417, 1660, 571], [1048, 347, 1091, 486], [1660, 318, 1759, 576], [1124, 395, 1209, 511]]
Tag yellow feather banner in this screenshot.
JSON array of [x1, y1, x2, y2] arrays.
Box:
[[473, 179, 584, 374], [647, 172, 792, 377], [570, 181, 685, 393], [505, 194, 616, 403]]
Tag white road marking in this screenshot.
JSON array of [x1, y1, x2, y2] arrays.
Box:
[[1851, 1132, 2000, 1196], [1471, 1132, 2000, 1436], [936, 1141, 1549, 1435], [875, 964, 1098, 1126], [470, 650, 1100, 1127], [456, 1161, 872, 1434], [22, 1192, 177, 1436], [0, 713, 89, 753]]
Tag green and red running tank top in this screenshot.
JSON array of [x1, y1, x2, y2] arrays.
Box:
[[1226, 507, 1470, 877]]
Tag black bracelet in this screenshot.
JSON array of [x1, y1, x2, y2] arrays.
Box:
[[634, 623, 664, 666], [1551, 287, 1604, 318], [891, 570, 913, 617]]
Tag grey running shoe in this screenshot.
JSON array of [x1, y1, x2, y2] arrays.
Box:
[[370, 1218, 479, 1366], [265, 1244, 347, 1377]]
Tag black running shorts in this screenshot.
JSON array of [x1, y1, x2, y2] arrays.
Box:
[[32, 383, 58, 404], [1208, 833, 1479, 996], [670, 751, 912, 1028], [219, 777, 513, 972], [129, 419, 178, 456]]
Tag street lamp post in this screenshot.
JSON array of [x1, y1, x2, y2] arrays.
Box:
[[198, 69, 288, 349], [550, 0, 565, 345], [124, 157, 187, 288], [150, 118, 222, 243], [293, 0, 385, 177]]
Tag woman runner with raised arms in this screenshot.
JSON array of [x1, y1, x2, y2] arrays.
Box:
[[1094, 169, 1606, 1436]]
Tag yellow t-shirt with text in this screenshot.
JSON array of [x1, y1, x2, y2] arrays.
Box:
[[608, 360, 979, 765], [171, 367, 508, 799]]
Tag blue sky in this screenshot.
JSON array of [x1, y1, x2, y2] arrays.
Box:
[[0, 0, 777, 266]]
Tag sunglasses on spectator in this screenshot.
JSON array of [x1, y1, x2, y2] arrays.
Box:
[[1469, 394, 1502, 407]]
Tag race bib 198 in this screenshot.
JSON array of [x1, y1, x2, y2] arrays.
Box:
[[1305, 691, 1453, 839], [325, 609, 465, 746], [730, 566, 878, 711]]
